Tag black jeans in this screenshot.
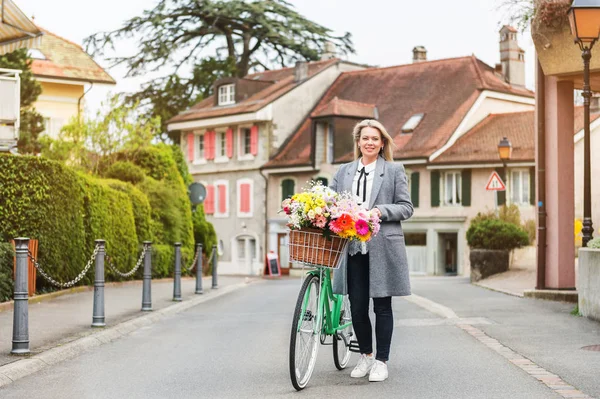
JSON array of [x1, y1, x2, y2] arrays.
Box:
[[347, 253, 393, 362]]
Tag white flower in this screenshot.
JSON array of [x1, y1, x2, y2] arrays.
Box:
[[307, 210, 316, 219], [314, 207, 323, 215]]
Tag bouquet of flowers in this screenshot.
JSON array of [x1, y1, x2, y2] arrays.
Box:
[[281, 181, 380, 242]]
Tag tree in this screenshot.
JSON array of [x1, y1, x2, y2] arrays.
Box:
[[85, 0, 354, 142], [0, 49, 45, 154], [41, 94, 160, 174]]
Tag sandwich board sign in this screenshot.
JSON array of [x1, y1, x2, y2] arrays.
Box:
[[485, 171, 506, 191]]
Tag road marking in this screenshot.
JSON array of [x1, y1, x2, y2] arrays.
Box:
[[403, 294, 459, 319], [403, 292, 593, 399]]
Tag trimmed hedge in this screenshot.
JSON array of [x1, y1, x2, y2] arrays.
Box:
[[467, 219, 529, 251], [0, 243, 14, 302], [0, 154, 87, 289], [105, 179, 153, 243], [104, 161, 145, 185], [78, 174, 139, 281], [152, 244, 194, 278]]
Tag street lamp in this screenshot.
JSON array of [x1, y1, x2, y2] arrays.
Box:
[[569, 0, 600, 247], [498, 137, 512, 206]]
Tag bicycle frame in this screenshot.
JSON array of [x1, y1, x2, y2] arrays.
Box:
[[298, 267, 352, 336]]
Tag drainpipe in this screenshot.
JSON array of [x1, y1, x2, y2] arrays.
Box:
[[259, 167, 269, 272], [77, 82, 94, 121], [535, 56, 546, 290]]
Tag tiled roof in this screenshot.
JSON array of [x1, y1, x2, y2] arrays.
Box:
[[311, 97, 377, 119], [30, 28, 115, 84], [431, 107, 600, 164], [168, 58, 340, 124], [264, 55, 534, 168]]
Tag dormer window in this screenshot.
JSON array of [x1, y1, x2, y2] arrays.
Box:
[[401, 113, 424, 133], [218, 84, 235, 105]]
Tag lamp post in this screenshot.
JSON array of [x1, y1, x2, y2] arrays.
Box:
[[498, 137, 512, 201], [569, 0, 600, 247]]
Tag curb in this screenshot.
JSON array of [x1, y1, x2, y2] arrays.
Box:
[[472, 282, 525, 298], [523, 289, 578, 303], [0, 277, 205, 313], [0, 278, 258, 388]]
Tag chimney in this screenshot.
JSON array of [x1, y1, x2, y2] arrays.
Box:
[[499, 25, 525, 87], [294, 61, 308, 82], [412, 46, 427, 63], [321, 41, 337, 60]]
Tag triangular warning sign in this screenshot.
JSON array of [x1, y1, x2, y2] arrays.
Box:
[[485, 171, 506, 191]]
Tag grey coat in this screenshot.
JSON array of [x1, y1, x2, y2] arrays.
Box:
[[331, 156, 413, 298]]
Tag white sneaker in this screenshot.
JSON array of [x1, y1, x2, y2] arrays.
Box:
[[368, 360, 388, 382], [350, 354, 374, 378]]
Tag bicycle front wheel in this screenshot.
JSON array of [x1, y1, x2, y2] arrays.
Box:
[[289, 273, 321, 391]]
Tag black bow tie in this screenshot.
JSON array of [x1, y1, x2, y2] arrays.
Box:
[[357, 167, 369, 204]]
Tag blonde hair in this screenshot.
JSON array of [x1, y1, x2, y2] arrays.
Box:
[[352, 119, 395, 161]]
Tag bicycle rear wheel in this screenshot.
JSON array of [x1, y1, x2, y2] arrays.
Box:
[[333, 294, 353, 370], [289, 273, 321, 391]]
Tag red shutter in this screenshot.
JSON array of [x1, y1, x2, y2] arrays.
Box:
[[187, 133, 194, 161], [226, 128, 233, 158], [205, 185, 215, 214], [206, 130, 215, 160], [240, 183, 251, 213], [250, 125, 258, 156], [218, 184, 227, 214]]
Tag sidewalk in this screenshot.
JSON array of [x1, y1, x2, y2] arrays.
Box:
[[0, 275, 253, 368]]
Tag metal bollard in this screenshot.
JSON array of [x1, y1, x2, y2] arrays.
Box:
[[211, 245, 218, 289], [195, 243, 203, 294], [11, 238, 30, 355], [141, 241, 153, 311], [173, 243, 182, 301], [92, 240, 106, 327]]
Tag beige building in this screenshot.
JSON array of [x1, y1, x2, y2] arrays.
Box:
[[168, 57, 365, 275], [29, 29, 115, 138]]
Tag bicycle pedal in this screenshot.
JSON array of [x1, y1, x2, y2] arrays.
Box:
[[349, 340, 361, 353]]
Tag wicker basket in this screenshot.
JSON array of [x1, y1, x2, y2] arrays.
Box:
[[288, 228, 348, 269]]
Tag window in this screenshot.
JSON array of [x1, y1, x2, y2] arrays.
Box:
[[510, 170, 530, 205], [401, 113, 424, 133], [237, 238, 246, 260], [218, 84, 235, 105], [281, 179, 295, 202], [196, 134, 205, 160], [214, 180, 229, 217], [442, 171, 462, 206], [237, 179, 253, 218], [218, 132, 226, 157], [314, 176, 328, 187], [326, 127, 334, 163], [240, 128, 252, 156]]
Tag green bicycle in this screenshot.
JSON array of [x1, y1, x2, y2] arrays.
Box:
[[289, 266, 356, 391]]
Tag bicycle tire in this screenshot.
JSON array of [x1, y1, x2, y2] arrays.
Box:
[[333, 294, 352, 370], [289, 273, 321, 391]]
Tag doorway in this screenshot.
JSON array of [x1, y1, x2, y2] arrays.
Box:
[[278, 233, 290, 275], [438, 233, 458, 276]]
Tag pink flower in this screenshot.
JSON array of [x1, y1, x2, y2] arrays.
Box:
[[355, 219, 369, 236], [313, 214, 327, 228]]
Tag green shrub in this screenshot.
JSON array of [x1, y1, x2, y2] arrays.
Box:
[[0, 154, 87, 290], [78, 174, 139, 281], [467, 219, 530, 251], [192, 205, 217, 258], [588, 238, 600, 249], [0, 243, 14, 302], [105, 179, 153, 243], [170, 144, 193, 186], [498, 204, 521, 226], [151, 244, 194, 278], [104, 161, 145, 185]]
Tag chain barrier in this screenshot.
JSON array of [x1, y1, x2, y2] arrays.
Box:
[[183, 248, 215, 273], [27, 245, 100, 289], [106, 245, 148, 278]]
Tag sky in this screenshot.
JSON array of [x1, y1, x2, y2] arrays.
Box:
[[15, 0, 536, 116]]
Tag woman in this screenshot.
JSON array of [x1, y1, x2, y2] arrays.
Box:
[[331, 119, 413, 382]]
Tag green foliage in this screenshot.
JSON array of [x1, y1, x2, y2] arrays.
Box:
[[588, 238, 600, 249], [85, 0, 354, 143], [467, 219, 530, 251], [104, 180, 153, 243], [170, 145, 193, 186], [0, 49, 45, 154], [41, 95, 160, 173], [104, 161, 146, 185], [498, 204, 521, 226], [0, 243, 14, 302], [78, 174, 139, 281], [151, 244, 194, 278], [0, 154, 87, 290], [192, 205, 217, 256]]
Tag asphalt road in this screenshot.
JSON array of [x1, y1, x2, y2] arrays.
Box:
[[1, 276, 596, 399]]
